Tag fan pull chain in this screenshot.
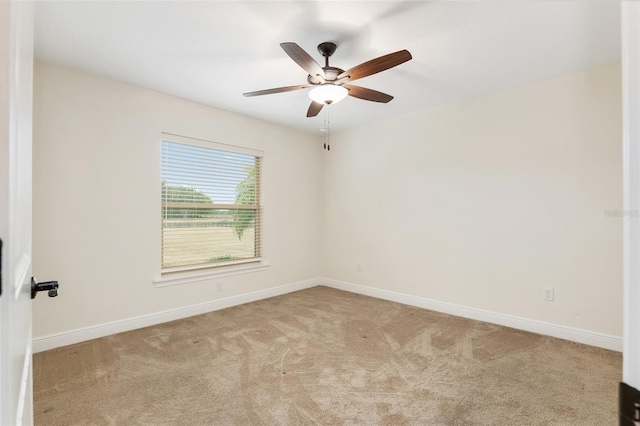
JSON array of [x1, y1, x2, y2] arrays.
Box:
[[323, 107, 330, 151], [323, 109, 327, 150]]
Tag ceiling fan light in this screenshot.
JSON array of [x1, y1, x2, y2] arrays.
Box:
[[308, 84, 349, 105]]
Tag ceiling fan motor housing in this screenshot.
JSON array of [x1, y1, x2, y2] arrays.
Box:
[[308, 66, 344, 85]]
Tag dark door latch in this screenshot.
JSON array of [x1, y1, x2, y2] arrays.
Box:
[[31, 277, 59, 299], [620, 382, 640, 425]]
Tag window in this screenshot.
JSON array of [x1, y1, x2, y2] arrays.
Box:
[[161, 133, 263, 272]]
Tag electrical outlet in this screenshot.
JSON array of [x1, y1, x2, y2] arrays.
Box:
[[356, 262, 362, 272], [216, 281, 223, 292], [543, 287, 554, 301]]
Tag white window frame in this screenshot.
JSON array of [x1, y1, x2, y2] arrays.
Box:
[[155, 133, 268, 287]]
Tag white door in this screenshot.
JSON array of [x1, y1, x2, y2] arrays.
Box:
[[0, 1, 34, 425], [623, 1, 640, 391]]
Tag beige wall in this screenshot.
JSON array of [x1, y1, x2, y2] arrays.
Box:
[[322, 63, 623, 337], [32, 61, 623, 342], [32, 62, 323, 337]]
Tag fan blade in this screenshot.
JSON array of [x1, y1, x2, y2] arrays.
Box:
[[243, 85, 311, 97], [280, 42, 326, 79], [344, 85, 394, 103], [307, 101, 324, 117], [338, 50, 412, 82]]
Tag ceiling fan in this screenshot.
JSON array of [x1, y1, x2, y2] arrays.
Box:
[[243, 42, 412, 117]]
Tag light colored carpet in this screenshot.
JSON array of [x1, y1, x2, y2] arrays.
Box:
[[34, 286, 621, 425]]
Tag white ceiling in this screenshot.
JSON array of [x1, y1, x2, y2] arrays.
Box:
[[34, 1, 621, 135]]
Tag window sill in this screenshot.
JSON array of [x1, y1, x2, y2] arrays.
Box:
[[153, 260, 270, 288]]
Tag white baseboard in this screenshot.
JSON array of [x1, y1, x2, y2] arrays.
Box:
[[34, 277, 622, 353], [32, 278, 319, 353], [321, 278, 622, 352]]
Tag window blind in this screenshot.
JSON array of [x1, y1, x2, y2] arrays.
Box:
[[161, 134, 262, 271]]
